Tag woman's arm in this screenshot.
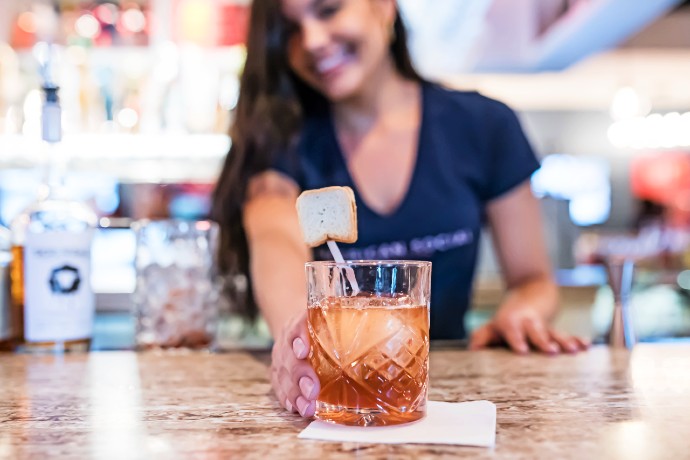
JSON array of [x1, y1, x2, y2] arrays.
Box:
[[242, 170, 320, 416], [243, 171, 309, 334], [469, 182, 589, 354]]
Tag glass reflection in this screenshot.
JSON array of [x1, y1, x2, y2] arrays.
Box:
[[87, 353, 147, 459]]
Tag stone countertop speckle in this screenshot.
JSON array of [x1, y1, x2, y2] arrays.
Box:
[[1, 344, 690, 459]]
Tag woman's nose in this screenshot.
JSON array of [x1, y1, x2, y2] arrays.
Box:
[[300, 18, 329, 53]]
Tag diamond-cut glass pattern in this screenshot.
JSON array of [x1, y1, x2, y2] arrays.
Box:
[[308, 296, 429, 423]]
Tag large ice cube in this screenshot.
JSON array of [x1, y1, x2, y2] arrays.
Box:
[[318, 299, 404, 366]]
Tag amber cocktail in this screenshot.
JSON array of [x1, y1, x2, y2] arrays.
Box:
[[306, 261, 431, 426]]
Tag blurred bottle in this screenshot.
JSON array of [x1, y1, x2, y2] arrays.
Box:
[[9, 84, 97, 353]]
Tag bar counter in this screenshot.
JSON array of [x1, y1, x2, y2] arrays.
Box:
[[2, 343, 690, 459]]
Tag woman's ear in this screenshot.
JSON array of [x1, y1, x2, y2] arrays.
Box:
[[373, 0, 397, 31]]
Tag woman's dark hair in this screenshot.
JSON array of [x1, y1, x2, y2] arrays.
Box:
[[211, 0, 420, 319]]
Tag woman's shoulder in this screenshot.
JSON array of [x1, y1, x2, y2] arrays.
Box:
[[423, 80, 517, 122]]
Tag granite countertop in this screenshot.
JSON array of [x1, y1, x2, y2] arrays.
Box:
[[2, 344, 690, 459]]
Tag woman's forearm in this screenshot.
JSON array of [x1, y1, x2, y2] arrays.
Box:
[[243, 193, 310, 337], [249, 231, 309, 336]]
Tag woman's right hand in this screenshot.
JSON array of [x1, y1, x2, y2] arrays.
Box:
[[270, 311, 321, 418]]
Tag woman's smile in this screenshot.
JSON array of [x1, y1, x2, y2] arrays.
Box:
[[314, 46, 350, 75]]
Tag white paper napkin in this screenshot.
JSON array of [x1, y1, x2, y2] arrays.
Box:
[[298, 400, 496, 447]]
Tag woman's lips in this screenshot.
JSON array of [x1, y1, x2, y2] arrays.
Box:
[[313, 48, 352, 80]]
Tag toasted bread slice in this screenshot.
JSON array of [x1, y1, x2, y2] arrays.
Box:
[[296, 186, 358, 247]]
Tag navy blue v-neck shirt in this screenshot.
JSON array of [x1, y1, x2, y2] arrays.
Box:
[[275, 82, 540, 340]]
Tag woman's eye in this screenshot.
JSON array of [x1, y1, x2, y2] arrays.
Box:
[[317, 1, 341, 19]]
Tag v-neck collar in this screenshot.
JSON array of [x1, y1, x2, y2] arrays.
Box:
[[326, 81, 428, 220]]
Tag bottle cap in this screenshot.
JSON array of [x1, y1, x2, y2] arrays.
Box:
[[42, 85, 60, 103]]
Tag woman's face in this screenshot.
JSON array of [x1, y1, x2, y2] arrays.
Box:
[[281, 0, 396, 102]]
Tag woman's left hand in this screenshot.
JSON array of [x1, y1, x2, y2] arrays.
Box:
[[474, 182, 590, 355], [468, 305, 590, 354]]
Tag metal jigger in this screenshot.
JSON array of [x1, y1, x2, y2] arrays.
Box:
[[605, 258, 636, 349]]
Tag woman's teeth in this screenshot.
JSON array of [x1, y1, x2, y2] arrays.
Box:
[[316, 50, 348, 74]]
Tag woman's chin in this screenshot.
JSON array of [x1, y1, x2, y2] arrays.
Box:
[[320, 83, 362, 102], [315, 73, 365, 102]]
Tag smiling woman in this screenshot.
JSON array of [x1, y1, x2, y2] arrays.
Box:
[[211, 0, 419, 321], [211, 0, 588, 421]]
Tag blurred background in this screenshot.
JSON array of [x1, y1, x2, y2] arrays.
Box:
[[1, 0, 690, 347]]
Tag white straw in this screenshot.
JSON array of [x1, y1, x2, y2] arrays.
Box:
[[327, 240, 360, 294], [326, 240, 346, 263]]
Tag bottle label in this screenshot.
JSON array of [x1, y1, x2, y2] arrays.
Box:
[[42, 103, 61, 143], [24, 230, 95, 342]]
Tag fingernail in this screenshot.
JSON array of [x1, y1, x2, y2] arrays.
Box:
[[299, 377, 315, 398], [548, 343, 558, 354], [292, 338, 306, 358], [296, 397, 309, 417], [518, 344, 529, 354], [285, 398, 293, 412]]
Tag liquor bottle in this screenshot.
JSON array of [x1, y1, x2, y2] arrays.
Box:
[[9, 85, 98, 352]]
